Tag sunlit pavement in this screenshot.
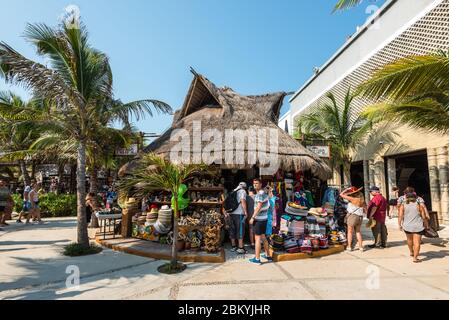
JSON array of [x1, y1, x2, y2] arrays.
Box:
[[0, 217, 448, 300]]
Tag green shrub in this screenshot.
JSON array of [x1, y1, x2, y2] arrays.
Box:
[[11, 193, 77, 217], [63, 243, 103, 257]]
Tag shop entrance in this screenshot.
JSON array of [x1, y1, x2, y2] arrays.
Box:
[[350, 161, 364, 189], [393, 151, 431, 210]]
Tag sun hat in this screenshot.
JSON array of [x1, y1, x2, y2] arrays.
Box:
[[234, 182, 247, 191], [366, 218, 377, 229], [346, 186, 363, 196], [157, 205, 172, 227], [308, 207, 328, 217]]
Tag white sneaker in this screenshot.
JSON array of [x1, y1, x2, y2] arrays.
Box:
[[358, 247, 364, 252], [346, 247, 353, 252]]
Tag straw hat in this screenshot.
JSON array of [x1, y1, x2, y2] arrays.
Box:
[[366, 218, 377, 229], [308, 207, 328, 217], [158, 205, 172, 227], [346, 186, 364, 196]]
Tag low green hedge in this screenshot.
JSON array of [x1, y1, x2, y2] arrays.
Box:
[[12, 193, 77, 217]]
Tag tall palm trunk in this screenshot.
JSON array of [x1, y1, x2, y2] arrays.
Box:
[[363, 160, 370, 202], [89, 166, 98, 194], [19, 159, 31, 186], [57, 163, 64, 194], [343, 161, 352, 187], [77, 140, 89, 248], [171, 195, 179, 268]]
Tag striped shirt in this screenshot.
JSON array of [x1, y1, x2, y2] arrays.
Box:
[[254, 190, 269, 221]]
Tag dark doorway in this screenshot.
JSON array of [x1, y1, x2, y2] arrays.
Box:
[[350, 161, 364, 189], [394, 151, 431, 210]]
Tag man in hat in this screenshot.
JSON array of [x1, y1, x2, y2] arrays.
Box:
[[367, 186, 388, 249], [228, 182, 248, 254]]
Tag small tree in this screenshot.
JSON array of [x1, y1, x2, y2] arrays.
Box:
[[118, 154, 208, 273]]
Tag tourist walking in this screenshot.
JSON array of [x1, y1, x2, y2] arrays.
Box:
[[398, 192, 429, 263], [340, 186, 366, 252], [0, 179, 13, 230], [247, 186, 256, 249], [228, 182, 248, 254], [27, 183, 43, 224], [249, 178, 272, 264], [367, 186, 388, 249], [16, 182, 33, 223], [388, 186, 399, 218]]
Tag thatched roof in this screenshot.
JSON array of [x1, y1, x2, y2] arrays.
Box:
[[120, 70, 332, 180]]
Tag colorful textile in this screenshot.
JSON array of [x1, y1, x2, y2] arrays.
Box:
[[289, 220, 305, 239]]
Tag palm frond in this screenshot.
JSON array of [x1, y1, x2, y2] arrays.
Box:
[[333, 0, 363, 12], [359, 51, 449, 101]]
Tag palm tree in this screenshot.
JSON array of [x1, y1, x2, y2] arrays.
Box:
[[0, 20, 171, 248], [359, 50, 449, 134], [118, 154, 208, 273], [0, 91, 42, 185], [334, 0, 363, 11], [297, 90, 372, 185]]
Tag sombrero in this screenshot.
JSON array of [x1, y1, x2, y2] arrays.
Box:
[[308, 207, 328, 217], [346, 186, 364, 196]]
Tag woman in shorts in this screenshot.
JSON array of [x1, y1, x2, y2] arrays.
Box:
[[340, 187, 366, 252], [398, 192, 428, 263]]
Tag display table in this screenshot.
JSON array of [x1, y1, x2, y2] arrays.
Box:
[[96, 212, 122, 240]]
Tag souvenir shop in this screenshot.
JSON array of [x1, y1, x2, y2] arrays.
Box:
[[262, 170, 348, 255]]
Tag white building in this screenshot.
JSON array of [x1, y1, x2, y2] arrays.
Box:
[[280, 0, 449, 224]]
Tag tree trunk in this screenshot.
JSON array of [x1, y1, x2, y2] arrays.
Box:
[[363, 160, 370, 203], [30, 161, 36, 182], [343, 162, 352, 187], [171, 195, 179, 268], [70, 164, 77, 193], [76, 141, 89, 248], [19, 160, 31, 186], [57, 163, 64, 194], [89, 166, 98, 194]]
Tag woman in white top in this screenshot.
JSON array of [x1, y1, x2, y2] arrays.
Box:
[[398, 192, 429, 263], [340, 187, 366, 252]]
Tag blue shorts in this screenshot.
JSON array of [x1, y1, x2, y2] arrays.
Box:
[[22, 201, 31, 212]]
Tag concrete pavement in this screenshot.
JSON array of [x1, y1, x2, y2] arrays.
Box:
[[0, 217, 448, 300]]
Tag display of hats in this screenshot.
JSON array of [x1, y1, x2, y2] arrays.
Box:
[[285, 205, 308, 217], [308, 207, 328, 217], [153, 220, 171, 235], [146, 207, 159, 224], [157, 205, 172, 227]]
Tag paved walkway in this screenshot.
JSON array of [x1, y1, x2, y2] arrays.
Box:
[[0, 217, 448, 300]]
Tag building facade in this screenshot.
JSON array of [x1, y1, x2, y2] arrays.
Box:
[[280, 0, 449, 224]]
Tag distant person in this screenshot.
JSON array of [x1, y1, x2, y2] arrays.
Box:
[[340, 186, 366, 252], [398, 187, 430, 220], [247, 186, 256, 249], [106, 187, 117, 209], [367, 186, 388, 249], [398, 192, 429, 263], [249, 178, 272, 264], [0, 179, 13, 230], [227, 182, 248, 254], [27, 183, 43, 224], [86, 192, 100, 228], [265, 186, 276, 237], [16, 182, 32, 223], [388, 186, 399, 218]]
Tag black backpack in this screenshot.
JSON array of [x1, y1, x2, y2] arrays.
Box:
[[224, 190, 240, 213]]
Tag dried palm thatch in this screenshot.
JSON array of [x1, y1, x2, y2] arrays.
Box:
[[120, 70, 332, 180]]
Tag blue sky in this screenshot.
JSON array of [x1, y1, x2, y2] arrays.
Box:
[[0, 0, 385, 134]]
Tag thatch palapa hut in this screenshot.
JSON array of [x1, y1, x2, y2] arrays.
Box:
[[120, 70, 331, 181]]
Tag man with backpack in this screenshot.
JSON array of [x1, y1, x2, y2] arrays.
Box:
[[224, 182, 248, 254]]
